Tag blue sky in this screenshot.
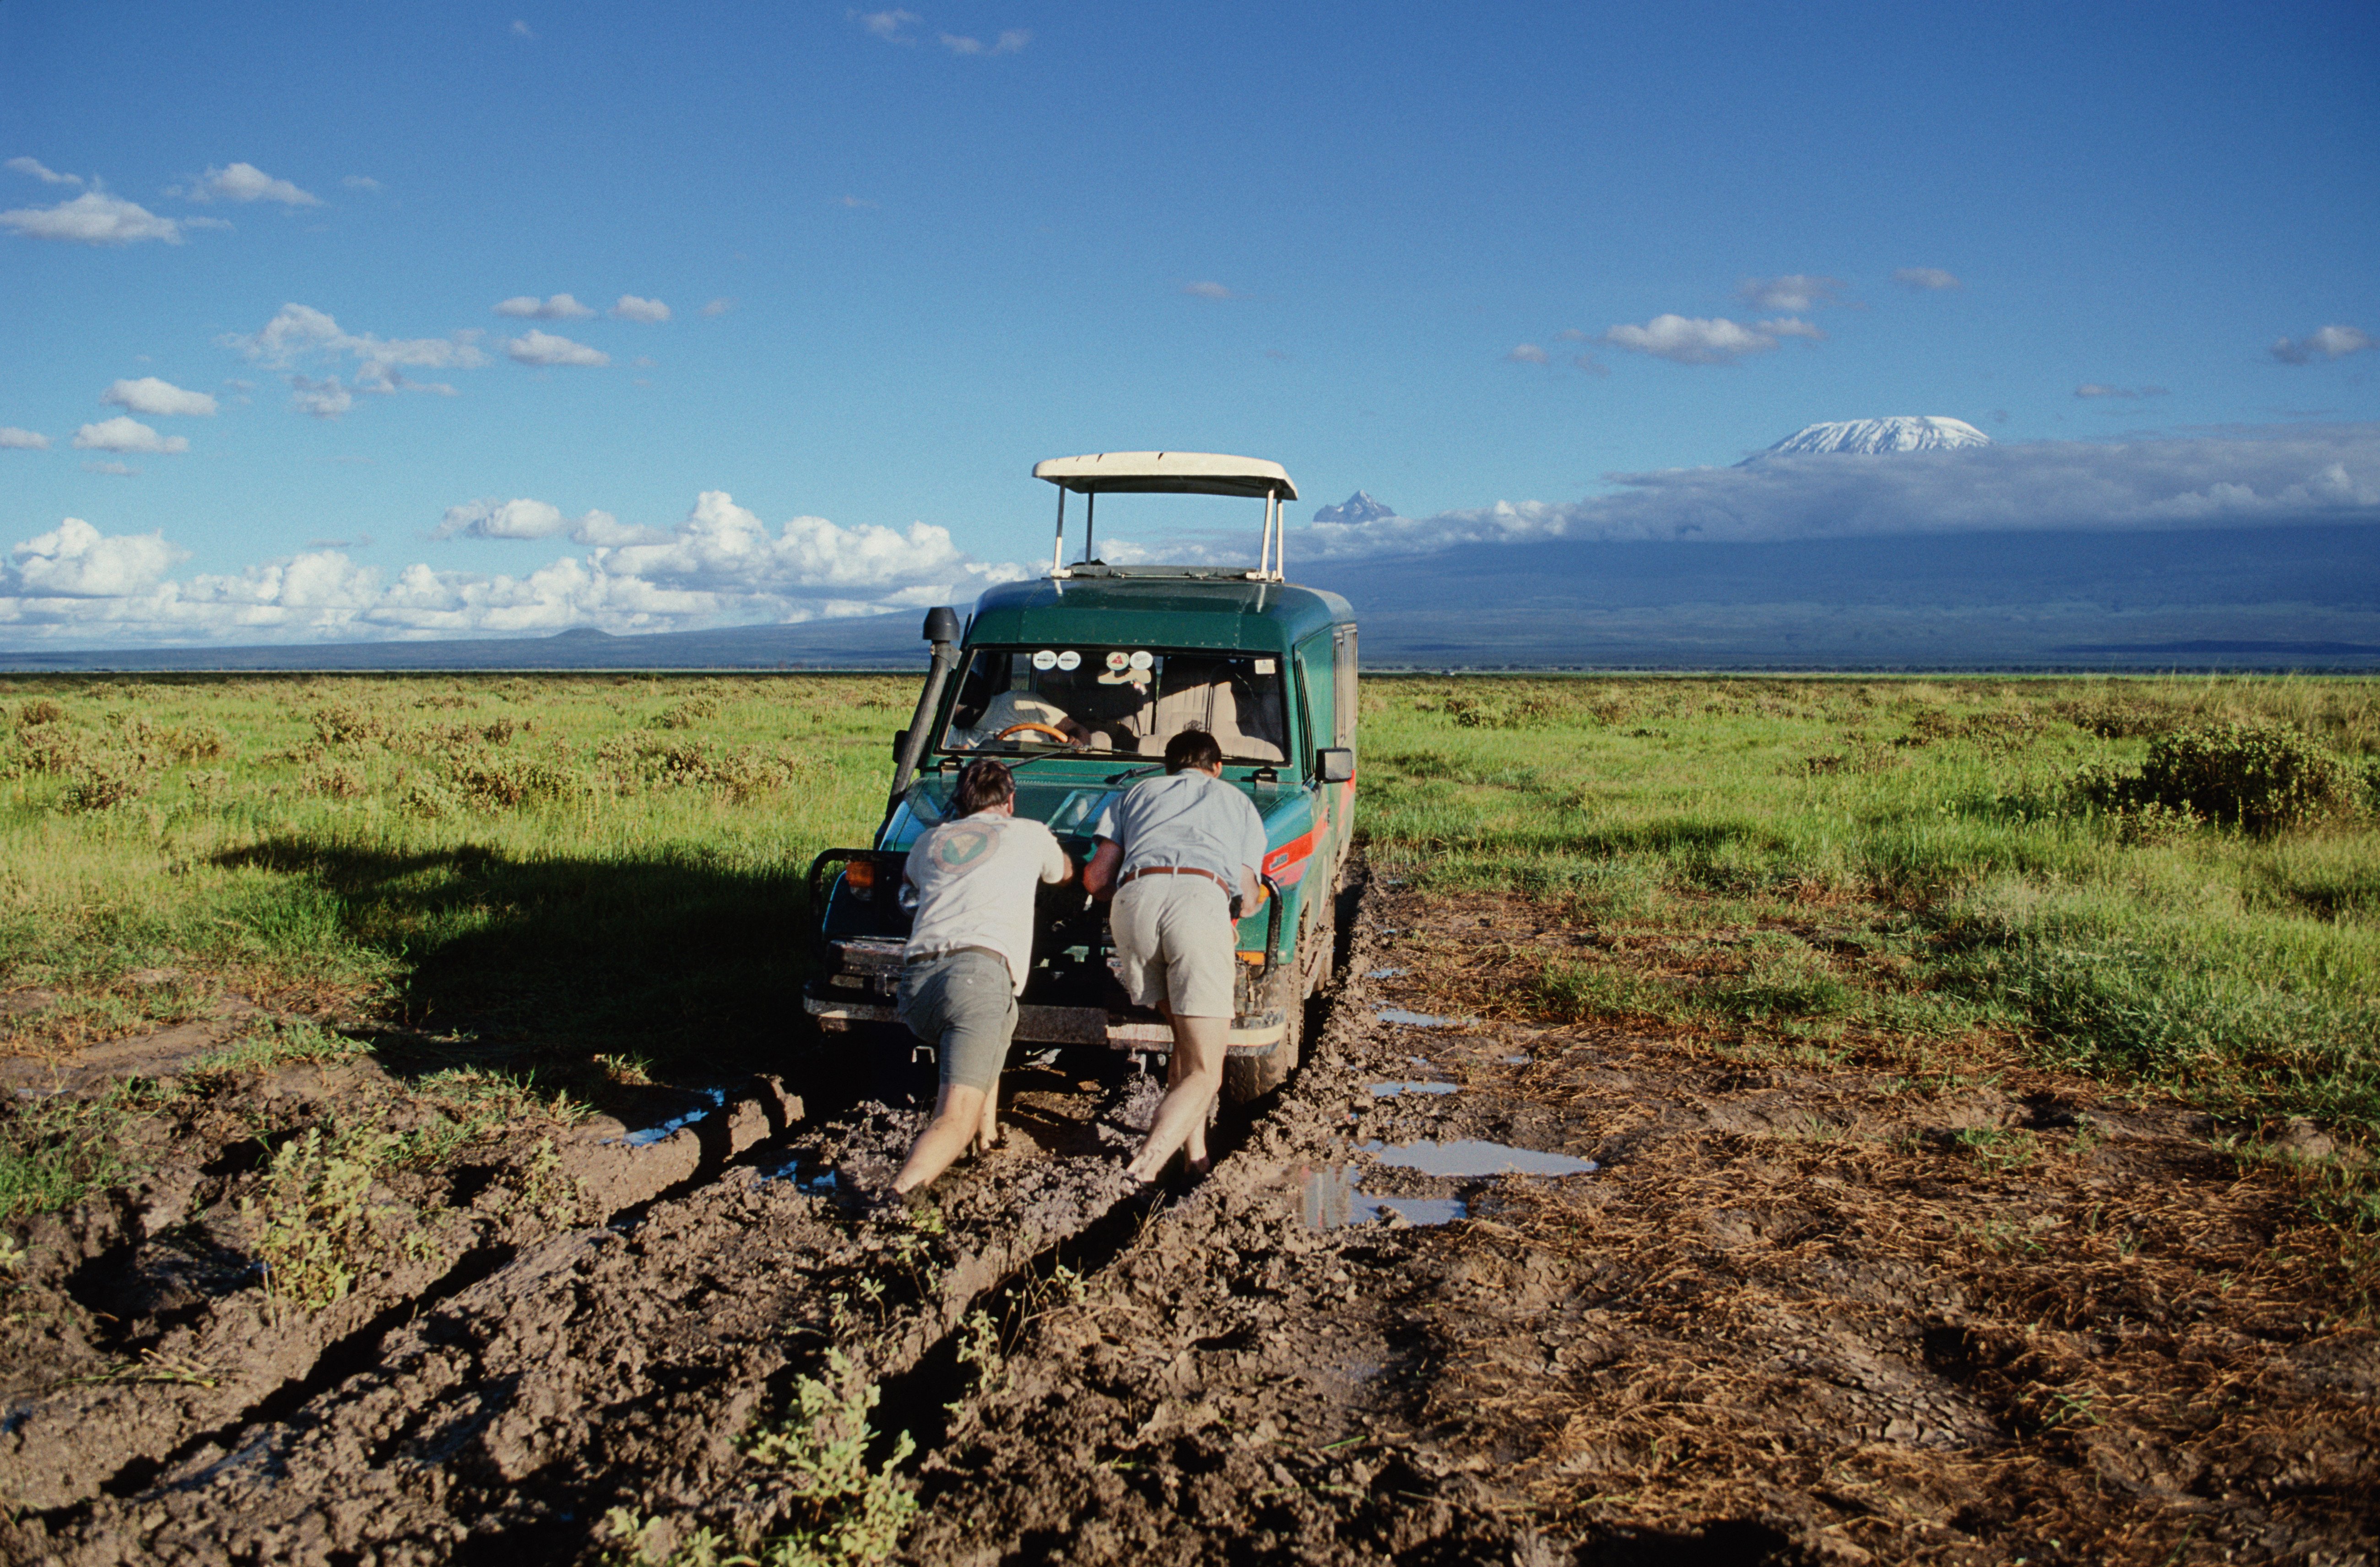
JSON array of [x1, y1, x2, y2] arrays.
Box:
[[3, 0, 2375, 645]]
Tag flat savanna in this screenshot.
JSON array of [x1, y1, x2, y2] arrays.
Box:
[[0, 671, 2374, 1565]]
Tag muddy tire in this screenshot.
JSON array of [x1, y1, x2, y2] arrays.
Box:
[[1222, 993, 1301, 1104]]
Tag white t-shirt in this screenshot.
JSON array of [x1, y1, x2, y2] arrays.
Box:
[[902, 813, 1071, 994]]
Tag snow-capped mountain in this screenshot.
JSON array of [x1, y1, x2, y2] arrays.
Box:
[[1312, 490, 1396, 524], [1746, 416, 1992, 461]]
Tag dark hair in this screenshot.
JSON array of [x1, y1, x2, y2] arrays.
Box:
[[1163, 727, 1222, 775], [955, 757, 1015, 816]]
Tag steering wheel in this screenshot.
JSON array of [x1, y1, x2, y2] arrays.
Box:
[[994, 721, 1076, 745]]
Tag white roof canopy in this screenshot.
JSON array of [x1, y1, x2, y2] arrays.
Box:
[[1033, 451, 1298, 501]]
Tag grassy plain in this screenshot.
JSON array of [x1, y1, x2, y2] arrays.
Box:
[[1357, 674, 2380, 1236], [2, 670, 2375, 1248]]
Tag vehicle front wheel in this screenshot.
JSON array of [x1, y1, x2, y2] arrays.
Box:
[[1221, 996, 1301, 1104]]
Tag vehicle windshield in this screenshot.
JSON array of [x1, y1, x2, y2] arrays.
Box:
[[937, 645, 1289, 764]]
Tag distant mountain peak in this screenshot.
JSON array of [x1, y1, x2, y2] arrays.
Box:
[[1747, 416, 1991, 462], [548, 626, 615, 640], [1314, 490, 1396, 524]]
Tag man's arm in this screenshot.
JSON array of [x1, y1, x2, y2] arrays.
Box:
[[1239, 864, 1262, 912], [1083, 838, 1123, 900]]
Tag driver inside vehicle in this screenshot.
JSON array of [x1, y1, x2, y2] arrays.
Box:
[[947, 659, 1102, 750]]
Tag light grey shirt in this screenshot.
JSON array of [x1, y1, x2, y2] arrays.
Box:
[[1093, 770, 1269, 889]]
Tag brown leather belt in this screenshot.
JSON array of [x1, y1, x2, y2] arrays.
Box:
[[1117, 865, 1235, 897]]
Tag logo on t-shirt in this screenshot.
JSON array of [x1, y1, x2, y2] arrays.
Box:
[[932, 822, 997, 871]]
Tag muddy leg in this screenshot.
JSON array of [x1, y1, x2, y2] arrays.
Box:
[[1126, 1012, 1226, 1183], [894, 1083, 990, 1194], [975, 1078, 1000, 1156]]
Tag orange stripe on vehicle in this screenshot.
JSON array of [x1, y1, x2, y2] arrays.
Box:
[[1263, 828, 1316, 877]]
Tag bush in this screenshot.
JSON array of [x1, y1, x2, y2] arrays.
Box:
[[2072, 721, 2355, 833], [313, 703, 388, 748], [13, 698, 65, 729]]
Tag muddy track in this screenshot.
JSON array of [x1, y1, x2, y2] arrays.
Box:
[[6, 859, 2376, 1565], [0, 864, 1374, 1563]]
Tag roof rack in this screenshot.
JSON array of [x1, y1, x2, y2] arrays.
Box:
[[1033, 451, 1298, 582]]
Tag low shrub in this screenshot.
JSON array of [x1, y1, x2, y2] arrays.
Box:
[[13, 698, 66, 729], [2073, 721, 2355, 833]]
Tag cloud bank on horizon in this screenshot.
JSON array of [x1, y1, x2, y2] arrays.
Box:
[[8, 426, 2380, 647], [0, 493, 1027, 647]]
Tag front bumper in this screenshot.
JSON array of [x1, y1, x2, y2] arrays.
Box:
[[802, 995, 1288, 1055], [804, 935, 1289, 1056]]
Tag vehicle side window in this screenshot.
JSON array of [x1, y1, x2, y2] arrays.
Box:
[[1295, 631, 1334, 773], [1332, 625, 1357, 749]]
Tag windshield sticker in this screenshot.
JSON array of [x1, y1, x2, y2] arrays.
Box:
[[1105, 650, 1130, 671], [1055, 649, 1081, 670], [1255, 658, 1276, 674], [1128, 650, 1154, 671], [1031, 649, 1058, 670]]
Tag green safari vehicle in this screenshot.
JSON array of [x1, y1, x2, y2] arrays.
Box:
[[803, 451, 1358, 1101]]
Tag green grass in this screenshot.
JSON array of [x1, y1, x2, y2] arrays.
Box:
[[1363, 674, 2380, 1145], [0, 672, 915, 1217], [3, 670, 2376, 1234]]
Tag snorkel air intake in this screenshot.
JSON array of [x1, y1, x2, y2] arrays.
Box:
[[887, 605, 963, 818]]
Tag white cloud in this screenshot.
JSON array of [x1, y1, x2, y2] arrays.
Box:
[[0, 427, 50, 450], [941, 28, 1028, 54], [495, 293, 596, 319], [1, 191, 184, 245], [2075, 384, 2170, 400], [344, 175, 383, 192], [289, 376, 354, 418], [838, 195, 878, 209], [1271, 425, 2380, 558], [702, 297, 736, 316], [0, 493, 1029, 646], [434, 498, 658, 544], [83, 460, 137, 476], [611, 295, 671, 322], [72, 416, 187, 454], [220, 304, 489, 415], [1182, 281, 1236, 300], [1573, 354, 1610, 377], [856, 8, 921, 41], [5, 519, 184, 597], [1737, 274, 1844, 313], [503, 330, 610, 367], [1505, 343, 1549, 364], [103, 377, 218, 417], [2271, 325, 2372, 365], [6, 157, 83, 187], [1602, 314, 1808, 365], [512, 19, 534, 37], [182, 162, 318, 206], [1894, 267, 1962, 291]]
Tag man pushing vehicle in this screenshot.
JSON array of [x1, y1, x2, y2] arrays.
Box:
[[888, 757, 1073, 1196], [1083, 728, 1269, 1190]]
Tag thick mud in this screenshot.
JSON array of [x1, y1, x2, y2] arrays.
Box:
[[4, 870, 2375, 1563]]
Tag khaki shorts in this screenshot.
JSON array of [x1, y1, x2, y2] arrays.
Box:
[[1110, 874, 1236, 1019]]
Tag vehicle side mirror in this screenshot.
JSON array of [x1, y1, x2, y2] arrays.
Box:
[[892, 729, 909, 758], [1316, 747, 1354, 783]]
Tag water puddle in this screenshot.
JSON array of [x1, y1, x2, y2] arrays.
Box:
[[1367, 966, 1408, 979], [1376, 1007, 1471, 1029], [1369, 1081, 1459, 1097], [1501, 1054, 1531, 1066], [613, 1086, 728, 1148], [753, 1150, 841, 1193], [1363, 1138, 1598, 1178], [1297, 1163, 1468, 1229]]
